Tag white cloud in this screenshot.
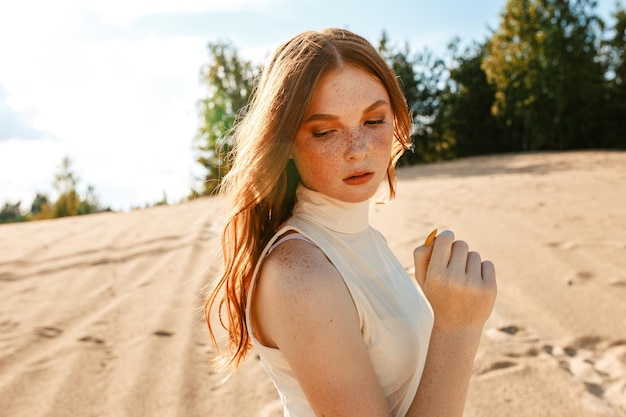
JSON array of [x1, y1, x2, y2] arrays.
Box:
[[27, 34, 208, 209], [0, 1, 228, 209], [0, 0, 284, 28], [82, 0, 283, 24], [0, 86, 45, 141]]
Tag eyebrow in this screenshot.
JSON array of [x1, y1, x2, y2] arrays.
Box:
[[302, 99, 389, 123]]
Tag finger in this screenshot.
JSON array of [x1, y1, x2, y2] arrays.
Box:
[[413, 243, 434, 288], [466, 251, 482, 279], [427, 230, 455, 276], [481, 260, 497, 289], [448, 240, 469, 272]]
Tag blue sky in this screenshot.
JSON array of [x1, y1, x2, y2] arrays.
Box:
[[0, 0, 619, 210]]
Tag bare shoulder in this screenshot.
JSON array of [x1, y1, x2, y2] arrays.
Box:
[[261, 237, 341, 296], [251, 237, 390, 415], [252, 236, 355, 348]]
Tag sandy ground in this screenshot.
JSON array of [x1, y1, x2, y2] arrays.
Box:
[[0, 151, 624, 417]]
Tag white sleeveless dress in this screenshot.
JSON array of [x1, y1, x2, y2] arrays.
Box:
[[246, 185, 434, 417]]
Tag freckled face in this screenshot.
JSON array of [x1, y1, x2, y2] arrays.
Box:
[[292, 65, 394, 203]]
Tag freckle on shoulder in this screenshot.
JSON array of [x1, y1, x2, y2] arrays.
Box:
[[260, 239, 336, 294]]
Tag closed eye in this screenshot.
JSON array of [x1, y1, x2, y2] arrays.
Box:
[[312, 130, 334, 138], [365, 119, 385, 126]]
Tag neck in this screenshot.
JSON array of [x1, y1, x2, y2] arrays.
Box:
[[292, 184, 370, 234]]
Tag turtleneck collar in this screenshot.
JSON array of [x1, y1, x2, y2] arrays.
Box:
[[291, 184, 370, 234]]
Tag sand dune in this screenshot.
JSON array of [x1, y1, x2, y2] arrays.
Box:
[[0, 151, 624, 416]]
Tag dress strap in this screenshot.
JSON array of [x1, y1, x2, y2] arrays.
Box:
[[266, 232, 312, 256]]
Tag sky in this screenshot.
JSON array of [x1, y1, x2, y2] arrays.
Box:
[[0, 0, 619, 211]]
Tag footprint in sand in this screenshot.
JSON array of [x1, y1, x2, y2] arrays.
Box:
[[608, 278, 626, 287], [499, 325, 522, 335], [546, 241, 578, 250], [0, 319, 19, 332], [78, 335, 106, 346], [486, 324, 626, 412], [478, 360, 520, 375], [478, 325, 543, 376], [544, 336, 626, 412], [485, 324, 538, 344], [566, 270, 595, 286], [35, 326, 63, 338]]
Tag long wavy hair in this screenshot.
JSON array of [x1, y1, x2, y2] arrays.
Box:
[[204, 28, 412, 371]]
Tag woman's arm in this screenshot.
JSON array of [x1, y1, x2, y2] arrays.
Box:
[[408, 230, 497, 417], [253, 237, 392, 417]]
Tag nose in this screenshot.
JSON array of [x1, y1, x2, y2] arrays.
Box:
[[344, 127, 369, 160]]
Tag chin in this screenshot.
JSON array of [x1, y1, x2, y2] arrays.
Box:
[[339, 188, 378, 203]]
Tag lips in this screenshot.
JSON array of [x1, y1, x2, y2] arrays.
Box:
[[343, 171, 374, 185]]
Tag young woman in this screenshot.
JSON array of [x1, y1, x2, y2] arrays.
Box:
[[205, 28, 497, 417]]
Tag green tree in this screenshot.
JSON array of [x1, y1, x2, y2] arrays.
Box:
[[483, 0, 606, 150], [53, 190, 80, 218], [0, 201, 26, 224], [77, 185, 105, 215], [410, 48, 454, 162], [30, 192, 50, 215], [2, 158, 107, 224], [51, 156, 80, 217], [45, 156, 105, 218], [54, 156, 79, 196], [603, 5, 626, 146], [610, 6, 626, 86], [445, 40, 504, 156], [378, 33, 453, 163], [194, 41, 258, 196], [378, 32, 420, 107]]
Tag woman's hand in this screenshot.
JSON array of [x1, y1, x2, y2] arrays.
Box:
[[413, 230, 497, 330]]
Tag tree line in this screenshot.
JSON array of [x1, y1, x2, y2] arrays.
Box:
[[3, 0, 623, 221], [0, 156, 110, 224], [192, 0, 626, 196]]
